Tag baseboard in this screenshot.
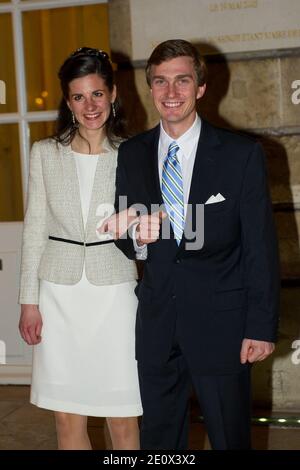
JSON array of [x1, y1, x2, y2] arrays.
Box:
[[0, 365, 32, 384]]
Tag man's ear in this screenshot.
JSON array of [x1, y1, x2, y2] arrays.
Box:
[[197, 84, 206, 100]]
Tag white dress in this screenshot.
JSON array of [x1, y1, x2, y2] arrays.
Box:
[[30, 151, 142, 417]]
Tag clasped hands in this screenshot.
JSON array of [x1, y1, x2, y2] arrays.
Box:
[[98, 208, 167, 245]]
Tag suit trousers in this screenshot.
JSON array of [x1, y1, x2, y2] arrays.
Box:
[[138, 341, 252, 450]]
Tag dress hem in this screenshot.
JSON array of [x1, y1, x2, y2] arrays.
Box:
[[30, 393, 143, 418]]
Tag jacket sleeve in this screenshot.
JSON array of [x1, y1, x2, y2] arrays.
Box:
[[240, 142, 280, 342], [114, 143, 137, 260], [19, 142, 48, 304]]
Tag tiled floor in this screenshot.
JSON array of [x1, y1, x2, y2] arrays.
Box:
[[0, 386, 300, 450]]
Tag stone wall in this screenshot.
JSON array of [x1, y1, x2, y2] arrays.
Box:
[[108, 0, 300, 411]]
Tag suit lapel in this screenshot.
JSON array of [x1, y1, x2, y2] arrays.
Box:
[[84, 154, 102, 240], [142, 125, 179, 248], [85, 143, 116, 241], [142, 126, 164, 207], [187, 120, 221, 205], [178, 120, 221, 252], [61, 143, 85, 241]]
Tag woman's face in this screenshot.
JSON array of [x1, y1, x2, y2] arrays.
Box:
[[67, 73, 116, 132]]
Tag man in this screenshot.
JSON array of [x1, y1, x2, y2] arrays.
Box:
[[101, 39, 279, 450]]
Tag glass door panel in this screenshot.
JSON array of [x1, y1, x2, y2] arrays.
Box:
[[23, 4, 109, 112], [29, 121, 56, 145], [0, 124, 23, 221], [0, 14, 17, 113]]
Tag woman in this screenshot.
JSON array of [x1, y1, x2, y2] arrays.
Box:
[[18, 47, 142, 450]]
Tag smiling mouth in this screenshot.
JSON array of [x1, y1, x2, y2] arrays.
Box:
[[84, 113, 101, 120], [163, 102, 183, 108]]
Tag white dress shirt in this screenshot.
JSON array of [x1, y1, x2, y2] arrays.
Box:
[[134, 115, 202, 259], [158, 114, 201, 215]]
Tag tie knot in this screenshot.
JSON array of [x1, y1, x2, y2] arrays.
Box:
[[167, 141, 179, 160]]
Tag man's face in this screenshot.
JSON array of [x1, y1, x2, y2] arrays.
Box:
[[150, 56, 206, 135]]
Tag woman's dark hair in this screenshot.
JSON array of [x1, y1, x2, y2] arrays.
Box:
[[53, 47, 127, 148], [145, 39, 207, 87]]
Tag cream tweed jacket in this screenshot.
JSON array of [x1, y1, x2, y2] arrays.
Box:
[[19, 138, 137, 305]]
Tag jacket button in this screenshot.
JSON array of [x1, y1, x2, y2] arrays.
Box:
[[172, 294, 176, 300], [175, 259, 181, 264]]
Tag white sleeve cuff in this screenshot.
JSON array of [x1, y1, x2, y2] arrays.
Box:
[[131, 223, 148, 260]]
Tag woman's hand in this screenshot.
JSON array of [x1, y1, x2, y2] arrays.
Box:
[[19, 304, 43, 345], [98, 208, 139, 239]]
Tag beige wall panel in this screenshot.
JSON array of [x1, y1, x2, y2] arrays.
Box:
[[280, 57, 300, 127], [253, 287, 300, 411], [132, 69, 159, 130], [116, 69, 158, 135], [274, 212, 300, 279], [262, 135, 300, 205], [108, 0, 132, 59], [200, 59, 281, 130]]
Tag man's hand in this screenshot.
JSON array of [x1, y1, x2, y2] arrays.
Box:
[[98, 208, 139, 239], [136, 211, 167, 245], [19, 304, 43, 345], [240, 338, 275, 364]]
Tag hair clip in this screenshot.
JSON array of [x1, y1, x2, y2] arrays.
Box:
[[70, 47, 109, 61]]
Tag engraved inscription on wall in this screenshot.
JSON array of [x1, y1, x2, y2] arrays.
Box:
[[130, 0, 300, 60]]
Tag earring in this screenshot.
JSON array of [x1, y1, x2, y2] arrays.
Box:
[[112, 102, 116, 118], [72, 111, 77, 126]]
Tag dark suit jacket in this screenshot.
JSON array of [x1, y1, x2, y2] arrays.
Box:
[[115, 119, 280, 374]]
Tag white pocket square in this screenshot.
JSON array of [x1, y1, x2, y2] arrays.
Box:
[[205, 193, 226, 204]]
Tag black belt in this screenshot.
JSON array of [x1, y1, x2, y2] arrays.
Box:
[[49, 236, 114, 247]]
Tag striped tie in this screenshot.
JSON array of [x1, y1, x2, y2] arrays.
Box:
[[161, 141, 184, 244]]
